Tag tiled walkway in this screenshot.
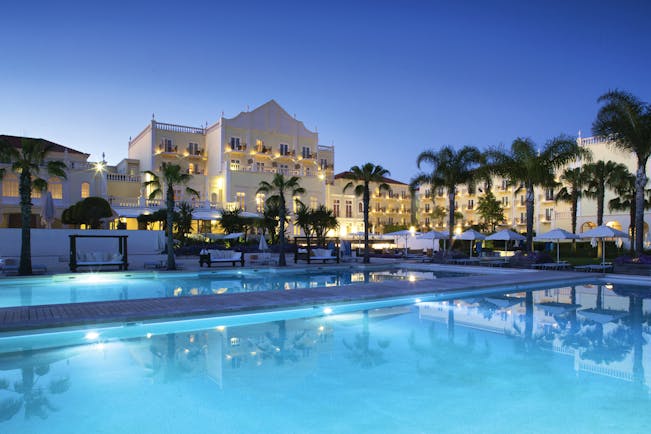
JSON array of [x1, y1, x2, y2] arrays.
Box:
[[0, 269, 592, 332]]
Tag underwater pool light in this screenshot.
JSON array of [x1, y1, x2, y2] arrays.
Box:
[[85, 331, 100, 340], [323, 307, 333, 315]]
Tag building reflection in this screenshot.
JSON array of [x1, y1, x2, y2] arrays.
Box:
[[417, 283, 651, 390]]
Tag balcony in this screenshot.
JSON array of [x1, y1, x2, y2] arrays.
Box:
[[226, 143, 247, 152], [156, 144, 178, 156], [251, 145, 273, 156], [185, 147, 205, 159], [106, 173, 141, 183]]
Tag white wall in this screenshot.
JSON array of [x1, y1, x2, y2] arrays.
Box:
[[0, 229, 165, 270]]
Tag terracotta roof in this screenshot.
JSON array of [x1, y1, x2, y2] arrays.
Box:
[[0, 135, 88, 156], [334, 171, 407, 185]]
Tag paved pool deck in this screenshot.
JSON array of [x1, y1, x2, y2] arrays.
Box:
[[0, 264, 596, 332]]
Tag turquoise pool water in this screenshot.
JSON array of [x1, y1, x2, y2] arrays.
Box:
[[0, 267, 471, 308], [0, 281, 649, 432]]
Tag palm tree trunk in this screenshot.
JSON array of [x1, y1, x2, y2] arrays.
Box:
[[166, 187, 176, 270], [19, 172, 32, 275], [629, 205, 636, 253], [634, 164, 647, 254], [278, 194, 287, 266], [597, 187, 605, 259], [571, 195, 578, 253], [526, 184, 535, 253], [447, 191, 455, 252], [363, 185, 370, 264]]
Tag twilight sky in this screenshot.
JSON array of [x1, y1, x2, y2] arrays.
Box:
[[2, 0, 650, 182]]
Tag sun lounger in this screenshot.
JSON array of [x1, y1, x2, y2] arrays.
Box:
[[294, 248, 339, 264], [199, 250, 244, 267]]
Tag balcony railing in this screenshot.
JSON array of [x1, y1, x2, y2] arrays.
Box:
[[106, 173, 141, 183]]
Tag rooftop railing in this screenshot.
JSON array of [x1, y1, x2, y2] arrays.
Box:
[[155, 121, 205, 135]]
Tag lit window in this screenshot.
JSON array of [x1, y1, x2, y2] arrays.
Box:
[[2, 174, 18, 197], [230, 160, 240, 171], [236, 192, 245, 210], [256, 193, 265, 212], [310, 197, 318, 210], [49, 177, 63, 199], [81, 182, 90, 198]]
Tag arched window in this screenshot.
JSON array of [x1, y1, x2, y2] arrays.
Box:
[[2, 174, 18, 197], [81, 182, 90, 198], [49, 177, 63, 199], [358, 202, 363, 213]]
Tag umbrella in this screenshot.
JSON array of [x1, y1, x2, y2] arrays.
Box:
[[535, 228, 580, 263], [486, 229, 526, 252], [454, 229, 486, 257], [240, 211, 263, 219], [40, 191, 55, 229], [259, 235, 269, 252], [384, 229, 421, 256], [418, 230, 448, 252], [579, 225, 629, 265]]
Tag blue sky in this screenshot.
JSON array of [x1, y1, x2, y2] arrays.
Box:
[[2, 0, 650, 182]]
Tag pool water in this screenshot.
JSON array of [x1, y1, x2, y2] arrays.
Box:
[[0, 267, 472, 308], [0, 281, 649, 433]]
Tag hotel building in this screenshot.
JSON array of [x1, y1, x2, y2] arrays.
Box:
[[1, 105, 649, 243]]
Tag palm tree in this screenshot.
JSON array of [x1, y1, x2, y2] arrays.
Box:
[[608, 167, 651, 246], [0, 138, 67, 275], [555, 166, 587, 251], [487, 136, 590, 252], [257, 174, 305, 266], [143, 162, 199, 270], [341, 163, 391, 263], [583, 160, 629, 226], [294, 202, 315, 249], [593, 90, 651, 254], [411, 146, 482, 251], [310, 205, 339, 246]]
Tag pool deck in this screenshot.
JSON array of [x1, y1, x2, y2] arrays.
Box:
[[0, 267, 594, 332]]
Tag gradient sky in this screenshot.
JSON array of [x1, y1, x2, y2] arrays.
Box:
[[2, 0, 650, 182]]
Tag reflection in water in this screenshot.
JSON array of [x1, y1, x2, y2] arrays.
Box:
[[342, 310, 391, 368], [0, 348, 73, 421], [1, 283, 651, 432]]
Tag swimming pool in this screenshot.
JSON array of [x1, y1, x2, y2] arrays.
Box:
[[0, 266, 474, 308], [0, 280, 649, 432]]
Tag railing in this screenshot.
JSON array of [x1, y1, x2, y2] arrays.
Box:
[[228, 166, 318, 177], [228, 143, 247, 151], [106, 173, 141, 182], [318, 144, 334, 152], [186, 148, 205, 156], [580, 136, 609, 146], [155, 121, 205, 135]]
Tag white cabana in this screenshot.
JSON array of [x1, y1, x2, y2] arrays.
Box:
[[417, 230, 448, 252], [385, 229, 421, 256], [579, 225, 628, 265], [485, 229, 525, 252], [454, 229, 486, 257], [535, 228, 580, 263]]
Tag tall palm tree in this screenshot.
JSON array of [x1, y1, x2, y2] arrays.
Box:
[[143, 162, 199, 270], [0, 138, 67, 275], [342, 163, 391, 263], [593, 90, 651, 254], [583, 160, 628, 226], [555, 166, 588, 251], [257, 174, 305, 266], [487, 136, 590, 252], [411, 146, 482, 251], [608, 167, 651, 247]]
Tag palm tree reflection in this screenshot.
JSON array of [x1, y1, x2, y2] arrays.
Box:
[[343, 310, 391, 368], [0, 349, 72, 421]]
